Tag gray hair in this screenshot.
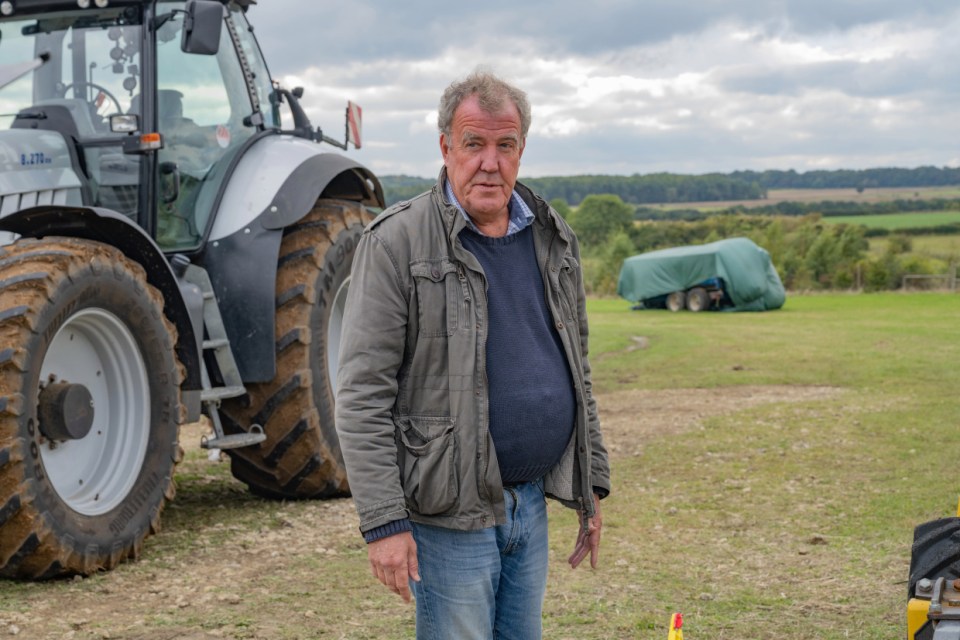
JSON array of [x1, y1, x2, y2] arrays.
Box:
[[438, 70, 532, 146]]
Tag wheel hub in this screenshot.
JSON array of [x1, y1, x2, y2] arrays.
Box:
[[38, 381, 95, 441]]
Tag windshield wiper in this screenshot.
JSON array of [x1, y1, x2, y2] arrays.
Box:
[[0, 51, 50, 91]]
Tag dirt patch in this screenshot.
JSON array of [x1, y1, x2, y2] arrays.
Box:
[[598, 384, 842, 457], [0, 384, 842, 639]]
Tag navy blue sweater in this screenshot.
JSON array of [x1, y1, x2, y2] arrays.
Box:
[[460, 226, 575, 484]]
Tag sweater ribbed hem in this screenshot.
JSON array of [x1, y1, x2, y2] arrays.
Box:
[[363, 518, 413, 544]]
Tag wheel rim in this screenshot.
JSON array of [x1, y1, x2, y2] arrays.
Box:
[[39, 308, 150, 516], [326, 276, 351, 395]]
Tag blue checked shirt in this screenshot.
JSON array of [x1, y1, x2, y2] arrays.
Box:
[[444, 179, 535, 236]]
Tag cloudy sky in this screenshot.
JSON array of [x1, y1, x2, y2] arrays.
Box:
[[247, 1, 960, 180]]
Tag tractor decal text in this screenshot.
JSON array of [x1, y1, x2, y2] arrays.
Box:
[[19, 152, 53, 167]]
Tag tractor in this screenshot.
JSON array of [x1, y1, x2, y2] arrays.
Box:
[[0, 0, 383, 579]]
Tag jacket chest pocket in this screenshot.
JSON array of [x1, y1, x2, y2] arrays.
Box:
[[411, 259, 461, 337]]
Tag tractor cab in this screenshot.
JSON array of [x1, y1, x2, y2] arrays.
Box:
[[0, 0, 279, 251]]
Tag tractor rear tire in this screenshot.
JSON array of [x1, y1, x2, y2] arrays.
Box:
[[220, 199, 372, 499], [0, 238, 183, 579], [686, 287, 710, 312], [908, 517, 960, 597]]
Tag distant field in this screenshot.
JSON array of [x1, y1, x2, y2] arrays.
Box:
[[655, 185, 960, 211], [823, 210, 960, 229], [868, 233, 960, 259]]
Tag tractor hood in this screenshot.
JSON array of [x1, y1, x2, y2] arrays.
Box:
[[0, 129, 84, 210]]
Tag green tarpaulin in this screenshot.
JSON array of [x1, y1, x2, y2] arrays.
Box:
[[617, 237, 786, 311]]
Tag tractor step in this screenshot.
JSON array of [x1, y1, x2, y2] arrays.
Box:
[[201, 425, 266, 450], [201, 385, 246, 402]]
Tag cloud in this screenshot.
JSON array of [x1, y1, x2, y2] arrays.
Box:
[[247, 2, 960, 177]]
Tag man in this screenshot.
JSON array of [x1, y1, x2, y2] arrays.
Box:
[[335, 70, 610, 639]]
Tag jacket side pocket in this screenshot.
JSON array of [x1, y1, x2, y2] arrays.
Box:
[[396, 416, 458, 515]]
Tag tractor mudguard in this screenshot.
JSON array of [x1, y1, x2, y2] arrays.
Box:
[[199, 135, 382, 383], [0, 205, 202, 420], [207, 135, 381, 241]]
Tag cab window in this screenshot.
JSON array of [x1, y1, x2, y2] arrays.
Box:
[[154, 0, 256, 250]]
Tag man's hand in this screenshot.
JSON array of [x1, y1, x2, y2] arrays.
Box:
[[568, 493, 602, 569], [367, 531, 420, 602]]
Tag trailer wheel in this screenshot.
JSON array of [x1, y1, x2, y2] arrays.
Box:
[[686, 287, 710, 312], [0, 238, 182, 579], [666, 291, 686, 312], [221, 199, 372, 499], [908, 517, 960, 597]]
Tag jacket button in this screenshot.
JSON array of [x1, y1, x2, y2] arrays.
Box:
[[557, 322, 564, 330], [431, 268, 440, 278]]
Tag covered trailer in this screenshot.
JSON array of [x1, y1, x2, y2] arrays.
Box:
[[617, 237, 786, 312]]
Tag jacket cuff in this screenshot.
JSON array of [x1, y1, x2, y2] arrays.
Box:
[[362, 518, 413, 544], [593, 486, 610, 500]]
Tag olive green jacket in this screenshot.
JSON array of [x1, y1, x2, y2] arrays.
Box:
[[335, 172, 610, 534]]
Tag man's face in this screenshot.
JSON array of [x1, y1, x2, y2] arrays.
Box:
[[440, 94, 525, 221]]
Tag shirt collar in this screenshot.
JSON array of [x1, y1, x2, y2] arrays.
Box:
[[443, 178, 534, 237]]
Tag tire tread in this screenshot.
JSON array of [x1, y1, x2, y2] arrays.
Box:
[[221, 199, 371, 499]]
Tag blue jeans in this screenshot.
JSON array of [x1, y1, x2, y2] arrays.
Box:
[[410, 478, 548, 640]]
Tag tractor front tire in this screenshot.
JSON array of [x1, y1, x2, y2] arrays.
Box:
[[221, 199, 372, 499], [0, 238, 183, 579]]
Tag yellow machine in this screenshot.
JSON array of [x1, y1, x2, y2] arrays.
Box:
[[907, 501, 960, 639]]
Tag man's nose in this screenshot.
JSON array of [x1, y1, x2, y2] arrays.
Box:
[[478, 145, 499, 173]]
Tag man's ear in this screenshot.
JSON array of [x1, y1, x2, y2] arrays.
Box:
[[439, 134, 449, 164]]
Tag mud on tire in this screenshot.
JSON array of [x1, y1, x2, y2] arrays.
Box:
[[0, 238, 183, 579], [221, 199, 372, 499]]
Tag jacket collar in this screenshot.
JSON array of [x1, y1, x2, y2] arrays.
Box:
[[433, 167, 571, 245]]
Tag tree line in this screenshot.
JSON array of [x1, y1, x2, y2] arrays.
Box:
[[730, 166, 960, 190], [378, 173, 763, 206], [378, 166, 960, 208]]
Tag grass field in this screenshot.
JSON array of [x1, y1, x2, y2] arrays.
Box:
[[1, 292, 958, 639], [564, 293, 960, 638], [823, 211, 960, 230]]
